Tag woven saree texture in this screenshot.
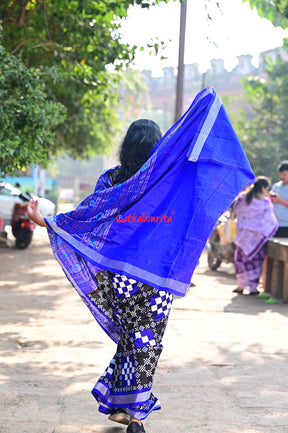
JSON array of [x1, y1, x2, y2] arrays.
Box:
[[45, 86, 254, 341]]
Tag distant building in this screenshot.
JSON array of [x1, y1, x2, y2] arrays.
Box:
[[140, 46, 286, 130]]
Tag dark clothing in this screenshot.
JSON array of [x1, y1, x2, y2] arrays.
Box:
[[273, 226, 288, 237]]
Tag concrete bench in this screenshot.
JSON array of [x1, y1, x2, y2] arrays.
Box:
[[262, 238, 288, 303]]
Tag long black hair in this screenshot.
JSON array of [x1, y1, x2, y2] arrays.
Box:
[[245, 176, 270, 204], [111, 119, 162, 184]]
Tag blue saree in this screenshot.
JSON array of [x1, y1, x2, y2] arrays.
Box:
[[45, 86, 254, 343]]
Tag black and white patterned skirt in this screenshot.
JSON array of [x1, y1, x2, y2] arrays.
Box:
[[87, 271, 173, 420]]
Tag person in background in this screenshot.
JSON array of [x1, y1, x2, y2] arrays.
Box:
[[269, 160, 288, 237], [232, 176, 278, 295]]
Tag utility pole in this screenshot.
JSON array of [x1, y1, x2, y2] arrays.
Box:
[[174, 0, 187, 122]]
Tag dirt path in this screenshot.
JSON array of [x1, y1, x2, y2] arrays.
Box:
[[1, 227, 288, 433]]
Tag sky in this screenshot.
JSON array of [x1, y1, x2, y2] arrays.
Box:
[[120, 0, 288, 75]]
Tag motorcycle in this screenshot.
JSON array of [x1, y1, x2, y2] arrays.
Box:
[[11, 192, 35, 249], [206, 212, 235, 270]]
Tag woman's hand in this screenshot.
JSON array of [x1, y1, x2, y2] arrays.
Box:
[[27, 199, 48, 227]]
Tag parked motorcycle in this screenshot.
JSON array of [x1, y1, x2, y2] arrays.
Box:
[[206, 212, 235, 270], [11, 192, 35, 249]]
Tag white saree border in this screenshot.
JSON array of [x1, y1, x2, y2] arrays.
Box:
[[45, 218, 189, 296], [188, 93, 222, 162]]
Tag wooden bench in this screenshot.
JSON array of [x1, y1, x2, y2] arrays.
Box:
[[262, 238, 288, 303]]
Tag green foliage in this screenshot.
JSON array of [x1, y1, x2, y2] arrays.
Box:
[[234, 47, 288, 179], [239, 1, 288, 179], [0, 0, 173, 166], [242, 0, 288, 29], [0, 45, 66, 175]]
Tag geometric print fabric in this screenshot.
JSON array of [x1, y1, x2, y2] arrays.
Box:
[[110, 272, 142, 298], [122, 356, 136, 387], [150, 290, 173, 320], [88, 270, 173, 420]]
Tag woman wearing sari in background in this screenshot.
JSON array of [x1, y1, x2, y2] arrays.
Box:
[[233, 176, 278, 296]]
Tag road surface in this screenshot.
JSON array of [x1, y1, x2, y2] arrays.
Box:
[[1, 227, 288, 433]]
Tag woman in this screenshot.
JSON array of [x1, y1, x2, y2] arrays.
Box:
[[27, 87, 255, 433], [232, 176, 278, 295], [28, 119, 165, 433]]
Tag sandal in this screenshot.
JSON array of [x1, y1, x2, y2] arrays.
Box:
[[127, 422, 146, 433], [264, 297, 277, 304], [108, 409, 130, 425], [256, 292, 270, 299], [232, 287, 244, 294]]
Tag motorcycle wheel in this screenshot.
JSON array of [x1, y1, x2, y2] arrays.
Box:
[[15, 229, 33, 249], [207, 251, 222, 270], [207, 230, 222, 270]]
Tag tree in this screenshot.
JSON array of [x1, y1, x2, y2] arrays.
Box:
[[0, 0, 171, 164], [234, 48, 288, 179], [242, 0, 288, 28], [234, 1, 288, 178], [0, 43, 66, 175]]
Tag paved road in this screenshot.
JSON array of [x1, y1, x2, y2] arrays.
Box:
[[1, 227, 288, 433]]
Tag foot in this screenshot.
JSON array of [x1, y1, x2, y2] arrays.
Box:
[[127, 421, 145, 433], [108, 408, 130, 426], [249, 290, 260, 296], [232, 287, 244, 294]]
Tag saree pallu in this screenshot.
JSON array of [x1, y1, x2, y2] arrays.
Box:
[[234, 245, 266, 292], [45, 86, 254, 342]]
